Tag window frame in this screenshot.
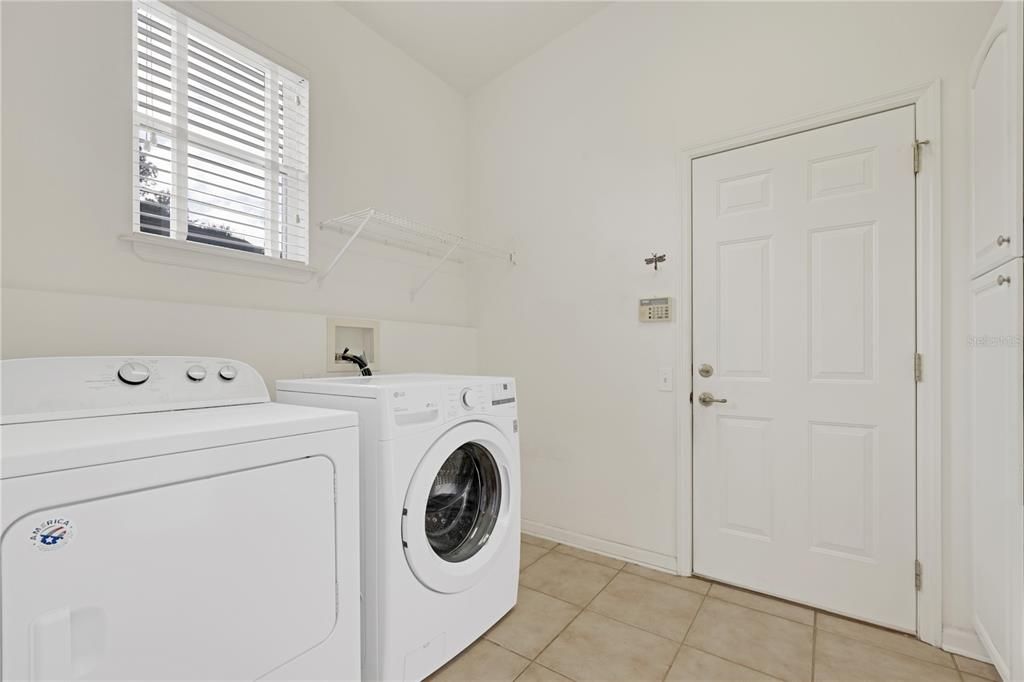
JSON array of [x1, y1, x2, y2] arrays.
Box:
[[130, 0, 311, 270]]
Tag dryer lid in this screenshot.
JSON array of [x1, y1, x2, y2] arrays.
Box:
[[1, 402, 357, 479]]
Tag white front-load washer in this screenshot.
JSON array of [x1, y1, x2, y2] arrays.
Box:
[[1, 356, 361, 681], [276, 374, 521, 681]]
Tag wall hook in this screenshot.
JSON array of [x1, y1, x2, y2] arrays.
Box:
[[645, 253, 667, 271]]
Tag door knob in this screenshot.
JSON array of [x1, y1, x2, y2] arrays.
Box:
[[698, 392, 727, 406]]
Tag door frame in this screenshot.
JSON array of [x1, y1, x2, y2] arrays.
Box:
[[676, 80, 942, 645]]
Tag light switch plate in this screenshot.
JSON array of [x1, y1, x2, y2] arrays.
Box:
[[658, 367, 673, 392], [640, 297, 673, 323]]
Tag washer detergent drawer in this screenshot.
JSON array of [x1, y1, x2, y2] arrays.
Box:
[[2, 457, 337, 680]]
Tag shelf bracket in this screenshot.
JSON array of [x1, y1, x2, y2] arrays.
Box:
[[410, 239, 462, 301], [317, 209, 374, 287]]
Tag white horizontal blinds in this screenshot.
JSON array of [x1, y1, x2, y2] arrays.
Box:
[[133, 0, 309, 262]]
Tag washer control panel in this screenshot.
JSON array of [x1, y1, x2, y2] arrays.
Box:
[[442, 381, 517, 419], [1, 357, 269, 424], [458, 387, 475, 409], [370, 376, 517, 435]]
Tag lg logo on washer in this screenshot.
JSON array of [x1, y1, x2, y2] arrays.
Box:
[[28, 517, 75, 551]]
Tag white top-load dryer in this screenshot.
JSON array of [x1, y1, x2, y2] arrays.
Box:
[[276, 375, 520, 681], [1, 357, 361, 681]]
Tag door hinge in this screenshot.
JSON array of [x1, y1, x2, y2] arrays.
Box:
[[915, 560, 923, 590], [914, 352, 923, 383], [913, 139, 930, 174]]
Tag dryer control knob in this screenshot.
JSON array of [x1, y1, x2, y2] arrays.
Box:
[[186, 365, 207, 382], [461, 388, 479, 409], [219, 365, 238, 381], [117, 362, 150, 386]]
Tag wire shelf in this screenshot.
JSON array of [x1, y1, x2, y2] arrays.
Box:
[[317, 208, 515, 298]]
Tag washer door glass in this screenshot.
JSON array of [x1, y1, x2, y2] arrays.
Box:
[[424, 442, 502, 563]]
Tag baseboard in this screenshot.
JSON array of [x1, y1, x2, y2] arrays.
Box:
[[521, 520, 677, 572], [942, 626, 992, 664]]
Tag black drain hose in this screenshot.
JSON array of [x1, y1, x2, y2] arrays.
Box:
[[340, 347, 372, 376]]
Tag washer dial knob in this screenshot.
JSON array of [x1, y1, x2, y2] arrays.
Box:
[[186, 365, 207, 382], [219, 365, 238, 381], [117, 362, 150, 385], [460, 388, 479, 410]]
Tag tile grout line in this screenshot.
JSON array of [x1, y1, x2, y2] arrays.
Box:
[[522, 563, 712, 648], [584, 599, 697, 647], [524, 554, 709, 645], [623, 566, 713, 598], [510, 660, 564, 682], [660, 590, 707, 681], [815, 625, 967, 677], [500, 540, 564, 679], [521, 539, 959, 682], [526, 540, 629, 573], [537, 537, 957, 657], [550, 545, 629, 571], [519, 541, 555, 570], [518, 549, 621, 608], [526, 559, 630, 680], [811, 610, 818, 681], [815, 622, 959, 671], [524, 546, 786, 680], [706, 582, 819, 627], [677, 597, 798, 681], [950, 652, 966, 682], [677, 594, 814, 680]]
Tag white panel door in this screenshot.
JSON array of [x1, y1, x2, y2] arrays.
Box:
[[692, 106, 917, 631], [970, 0, 1023, 278], [970, 259, 1024, 682]]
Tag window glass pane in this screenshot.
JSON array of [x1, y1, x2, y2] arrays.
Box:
[[187, 143, 266, 255], [137, 128, 173, 237]]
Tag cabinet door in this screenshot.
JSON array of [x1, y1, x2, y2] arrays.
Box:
[[970, 1, 1023, 277], [970, 259, 1024, 681]]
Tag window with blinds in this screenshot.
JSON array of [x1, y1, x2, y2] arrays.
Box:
[[133, 1, 309, 264]]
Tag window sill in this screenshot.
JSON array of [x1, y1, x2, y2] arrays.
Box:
[[120, 233, 317, 283]]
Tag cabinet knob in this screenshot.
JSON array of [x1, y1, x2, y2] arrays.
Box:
[[997, 274, 1012, 286], [997, 235, 1011, 246]]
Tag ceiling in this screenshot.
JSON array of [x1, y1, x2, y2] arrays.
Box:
[[341, 2, 606, 94]]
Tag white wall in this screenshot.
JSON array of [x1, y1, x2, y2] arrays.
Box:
[[1, 1, 476, 380], [0, 0, 1001, 656], [0, 289, 478, 394], [467, 1, 997, 648]]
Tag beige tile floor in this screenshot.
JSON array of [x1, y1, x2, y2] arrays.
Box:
[[430, 534, 1003, 682]]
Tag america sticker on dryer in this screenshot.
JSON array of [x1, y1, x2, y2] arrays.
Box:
[[28, 517, 75, 551]]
